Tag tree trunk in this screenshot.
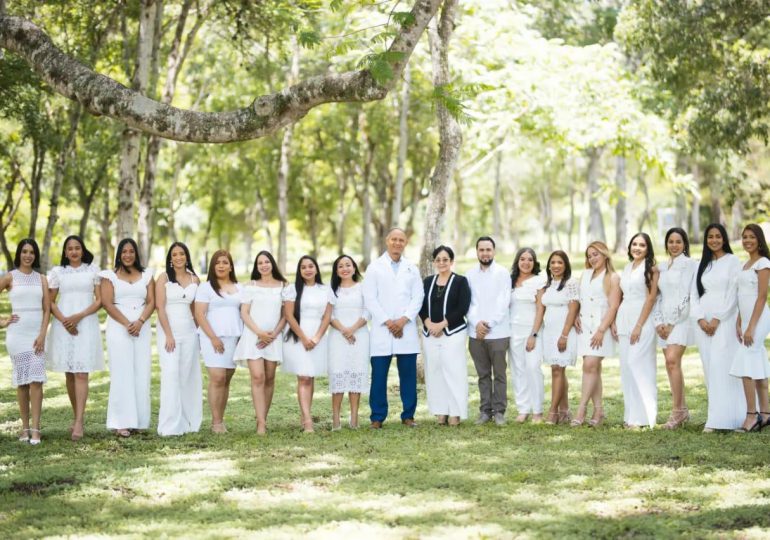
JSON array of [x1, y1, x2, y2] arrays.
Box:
[[277, 36, 300, 274], [255, 185, 273, 253], [637, 172, 652, 231], [586, 146, 605, 243], [99, 185, 112, 269], [42, 104, 82, 270], [391, 63, 411, 228], [453, 174, 465, 256], [116, 0, 159, 240], [26, 140, 45, 239], [567, 182, 576, 252], [709, 173, 724, 225], [492, 151, 502, 240], [731, 197, 744, 241], [0, 172, 26, 270], [691, 164, 702, 241], [613, 154, 627, 253], [359, 131, 375, 270], [419, 0, 462, 277]]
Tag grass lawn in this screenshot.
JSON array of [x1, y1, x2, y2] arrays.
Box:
[[2, 345, 770, 539]]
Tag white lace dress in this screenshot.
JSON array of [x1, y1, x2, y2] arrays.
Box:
[[652, 254, 697, 348], [47, 263, 104, 373], [282, 283, 329, 377], [327, 284, 370, 393], [730, 257, 770, 379], [616, 262, 658, 427], [541, 278, 579, 366], [233, 283, 284, 365], [5, 270, 47, 386]]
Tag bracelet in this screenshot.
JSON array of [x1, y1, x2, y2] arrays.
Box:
[[138, 317, 145, 323], [559, 334, 568, 340]]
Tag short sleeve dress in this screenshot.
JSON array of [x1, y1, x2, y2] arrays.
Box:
[[327, 284, 370, 393], [47, 263, 104, 373], [5, 270, 47, 387], [194, 282, 243, 369], [281, 283, 329, 377], [541, 278, 579, 366], [730, 257, 770, 379], [233, 283, 284, 366]]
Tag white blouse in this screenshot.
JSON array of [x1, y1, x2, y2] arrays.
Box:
[[653, 254, 698, 327], [195, 282, 243, 337]]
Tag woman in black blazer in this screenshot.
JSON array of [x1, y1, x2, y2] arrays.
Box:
[[419, 245, 472, 425]]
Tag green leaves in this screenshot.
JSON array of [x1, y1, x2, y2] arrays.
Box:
[[298, 29, 323, 49], [357, 51, 406, 85]]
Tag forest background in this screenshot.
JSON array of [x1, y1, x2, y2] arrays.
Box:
[[1, 0, 769, 276]]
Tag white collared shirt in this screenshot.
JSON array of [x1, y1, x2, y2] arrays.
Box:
[[466, 261, 512, 339]]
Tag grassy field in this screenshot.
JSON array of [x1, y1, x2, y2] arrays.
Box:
[[2, 333, 770, 539]]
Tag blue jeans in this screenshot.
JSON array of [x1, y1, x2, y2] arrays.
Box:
[[369, 354, 417, 422]]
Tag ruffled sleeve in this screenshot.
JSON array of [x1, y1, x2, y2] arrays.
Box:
[[98, 269, 117, 286], [89, 264, 102, 285], [142, 269, 154, 286], [282, 284, 297, 302], [241, 285, 257, 305], [194, 282, 213, 303], [755, 257, 770, 272], [566, 278, 580, 303], [47, 266, 61, 289]]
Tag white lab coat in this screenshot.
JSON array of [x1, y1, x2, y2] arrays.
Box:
[[363, 252, 424, 356]]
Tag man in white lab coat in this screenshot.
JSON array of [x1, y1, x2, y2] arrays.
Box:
[[363, 228, 424, 428]]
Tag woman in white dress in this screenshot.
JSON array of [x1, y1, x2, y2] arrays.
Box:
[[508, 247, 546, 424], [534, 250, 579, 425], [194, 250, 243, 434], [419, 246, 471, 426], [616, 233, 659, 429], [283, 255, 332, 433], [653, 228, 698, 429], [234, 250, 287, 435], [48, 235, 103, 441], [729, 224, 770, 432], [1, 239, 50, 445], [100, 238, 155, 438], [328, 254, 371, 430], [691, 223, 745, 432], [574, 241, 620, 427], [155, 242, 201, 436]]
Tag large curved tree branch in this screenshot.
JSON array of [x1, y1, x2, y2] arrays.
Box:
[[0, 0, 441, 143]]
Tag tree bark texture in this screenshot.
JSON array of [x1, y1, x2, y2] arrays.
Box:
[[691, 163, 702, 241], [420, 0, 462, 277], [117, 0, 159, 241], [0, 0, 441, 143], [392, 63, 411, 228], [613, 154, 627, 253], [586, 146, 605, 244]]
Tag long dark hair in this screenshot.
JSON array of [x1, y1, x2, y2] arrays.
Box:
[[545, 250, 571, 291], [664, 227, 690, 257], [165, 242, 197, 284], [60, 235, 95, 267], [286, 255, 322, 343], [206, 249, 237, 297], [14, 238, 41, 270], [742, 223, 770, 261], [696, 223, 732, 297], [510, 247, 541, 287], [250, 250, 287, 283], [114, 238, 144, 273], [627, 232, 656, 291], [330, 254, 362, 296]]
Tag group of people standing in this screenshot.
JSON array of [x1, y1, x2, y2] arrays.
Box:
[[3, 223, 769, 444]]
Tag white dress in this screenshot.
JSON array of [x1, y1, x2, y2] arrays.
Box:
[[5, 270, 47, 387], [616, 262, 657, 428], [195, 282, 243, 369], [233, 283, 284, 365], [577, 269, 616, 357], [47, 263, 104, 373], [282, 284, 329, 377], [100, 269, 153, 430], [541, 278, 579, 366], [730, 257, 770, 380], [508, 274, 546, 414], [157, 278, 202, 436], [328, 284, 370, 393], [690, 253, 745, 429], [652, 254, 697, 348]]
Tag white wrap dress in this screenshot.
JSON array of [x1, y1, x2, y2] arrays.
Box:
[[730, 257, 770, 380], [577, 269, 616, 358]]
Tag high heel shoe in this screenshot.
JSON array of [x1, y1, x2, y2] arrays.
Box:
[[545, 412, 559, 425], [29, 429, 41, 445], [301, 420, 315, 433], [588, 409, 606, 427], [759, 411, 770, 431], [735, 412, 762, 433], [570, 406, 587, 427], [558, 409, 572, 425], [18, 428, 30, 442], [663, 408, 690, 430]]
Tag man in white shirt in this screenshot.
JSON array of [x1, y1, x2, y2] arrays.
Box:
[[363, 228, 424, 429], [466, 236, 512, 425]]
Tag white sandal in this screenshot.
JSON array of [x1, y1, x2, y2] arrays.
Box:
[[29, 429, 41, 445], [18, 428, 30, 442]]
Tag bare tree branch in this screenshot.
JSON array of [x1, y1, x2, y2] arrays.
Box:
[[0, 0, 440, 143]]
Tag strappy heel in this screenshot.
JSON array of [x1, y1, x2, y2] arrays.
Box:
[[663, 408, 690, 430], [735, 412, 762, 433], [29, 429, 41, 445], [760, 412, 770, 431], [545, 412, 559, 425], [18, 428, 30, 442], [588, 408, 606, 427], [571, 406, 587, 427]]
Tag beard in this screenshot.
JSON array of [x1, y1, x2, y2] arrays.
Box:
[[479, 257, 493, 267]]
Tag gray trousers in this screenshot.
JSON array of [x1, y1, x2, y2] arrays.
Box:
[[469, 337, 510, 415]]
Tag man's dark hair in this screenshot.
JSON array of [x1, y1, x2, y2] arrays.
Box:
[[476, 236, 496, 249]]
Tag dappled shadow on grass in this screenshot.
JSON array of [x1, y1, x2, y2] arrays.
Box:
[[2, 354, 770, 537]]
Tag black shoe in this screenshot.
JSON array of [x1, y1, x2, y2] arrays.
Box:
[[760, 412, 770, 431], [735, 412, 762, 433]]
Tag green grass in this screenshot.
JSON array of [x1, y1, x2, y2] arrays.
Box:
[[2, 296, 770, 539]]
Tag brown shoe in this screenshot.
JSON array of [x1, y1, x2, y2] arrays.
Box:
[[401, 418, 417, 428], [370, 421, 383, 429]]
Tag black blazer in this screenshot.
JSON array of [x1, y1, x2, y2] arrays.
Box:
[[419, 273, 471, 337]]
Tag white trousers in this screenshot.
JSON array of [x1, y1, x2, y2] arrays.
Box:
[[106, 320, 152, 430], [423, 330, 468, 419], [157, 327, 202, 436], [509, 325, 544, 414]]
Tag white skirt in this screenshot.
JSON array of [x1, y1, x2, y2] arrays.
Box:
[[658, 319, 694, 349], [200, 335, 238, 369]]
